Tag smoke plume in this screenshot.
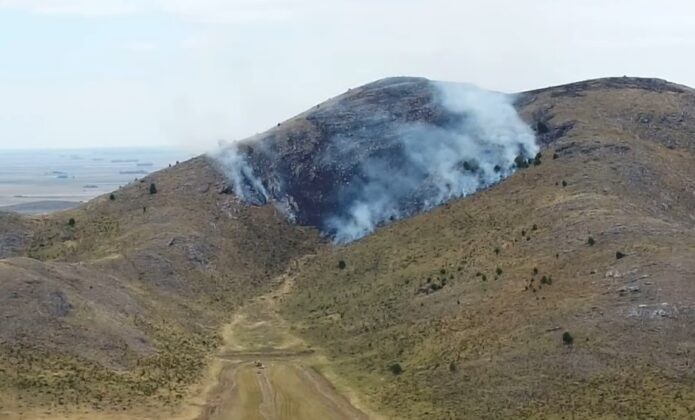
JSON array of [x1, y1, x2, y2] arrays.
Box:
[[211, 80, 538, 243]]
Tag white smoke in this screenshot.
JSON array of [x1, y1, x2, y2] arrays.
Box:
[[210, 80, 538, 244], [326, 82, 538, 243], [209, 143, 269, 205]]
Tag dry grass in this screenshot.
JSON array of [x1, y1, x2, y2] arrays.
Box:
[[0, 156, 321, 413], [280, 82, 695, 418]]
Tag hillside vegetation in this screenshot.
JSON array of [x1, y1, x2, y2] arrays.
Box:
[[280, 78, 695, 418], [1, 77, 694, 419], [0, 157, 319, 415]]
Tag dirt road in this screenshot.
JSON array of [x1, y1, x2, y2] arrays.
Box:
[[193, 283, 371, 420]]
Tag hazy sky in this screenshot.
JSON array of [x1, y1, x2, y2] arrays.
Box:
[[1, 0, 695, 151]]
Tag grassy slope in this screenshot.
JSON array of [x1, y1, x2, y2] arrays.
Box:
[[281, 81, 695, 418], [0, 156, 320, 413]]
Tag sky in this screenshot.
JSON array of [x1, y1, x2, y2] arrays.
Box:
[[1, 0, 695, 151]]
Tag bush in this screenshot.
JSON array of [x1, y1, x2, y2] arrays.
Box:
[[616, 251, 626, 260], [533, 267, 538, 275], [109, 193, 115, 201], [553, 153, 559, 160], [562, 331, 574, 345], [496, 267, 503, 276], [514, 155, 529, 169], [68, 218, 76, 227], [587, 236, 596, 246], [149, 183, 158, 194], [389, 363, 403, 375], [561, 180, 568, 187], [533, 153, 542, 166], [337, 260, 346, 270], [536, 121, 549, 134], [494, 247, 500, 255]]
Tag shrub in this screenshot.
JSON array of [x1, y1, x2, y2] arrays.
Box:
[[337, 260, 346, 270], [496, 267, 503, 276], [494, 247, 500, 255], [533, 267, 538, 275], [533, 153, 542, 166], [389, 363, 403, 375], [562, 331, 574, 345], [561, 180, 568, 187], [588, 236, 596, 246], [536, 121, 549, 134], [481, 274, 487, 281], [532, 224, 538, 231], [109, 193, 115, 201], [616, 251, 626, 260], [514, 155, 529, 169], [68, 218, 75, 227], [553, 153, 559, 160], [149, 183, 158, 194]]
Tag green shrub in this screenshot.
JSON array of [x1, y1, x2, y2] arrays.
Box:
[[337, 260, 346, 270], [109, 193, 115, 201], [149, 183, 158, 194], [68, 218, 75, 227], [587, 236, 596, 246], [536, 121, 549, 134], [496, 267, 503, 276], [389, 363, 403, 375], [616, 251, 626, 260], [562, 331, 574, 345]]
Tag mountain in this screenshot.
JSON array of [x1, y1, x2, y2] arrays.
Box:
[[1, 76, 694, 419]]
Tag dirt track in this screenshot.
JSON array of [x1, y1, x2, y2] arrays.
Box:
[[193, 283, 371, 420]]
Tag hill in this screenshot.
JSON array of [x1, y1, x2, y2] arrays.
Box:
[[0, 157, 319, 416], [279, 77, 695, 418], [1, 76, 694, 418]]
